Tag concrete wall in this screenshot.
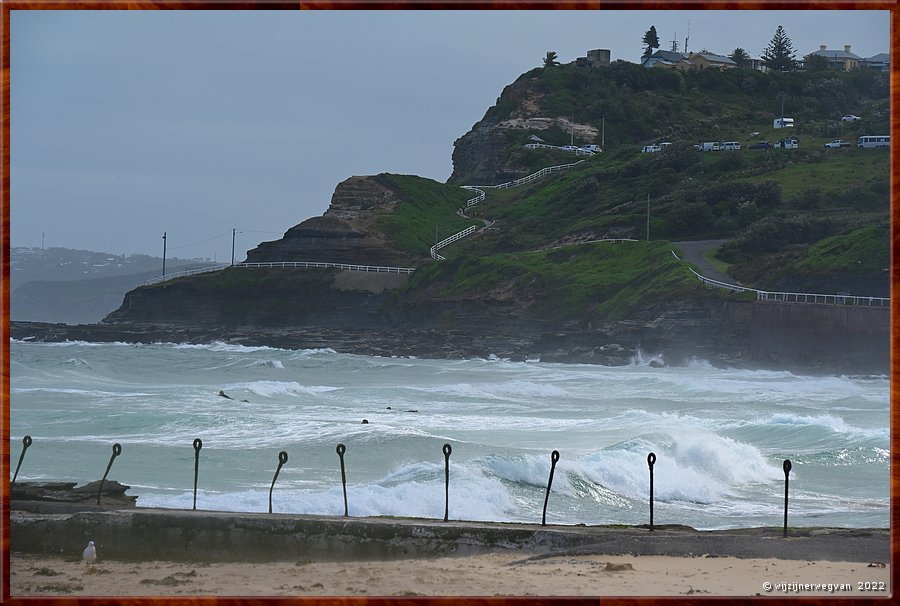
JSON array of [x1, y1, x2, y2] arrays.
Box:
[[732, 302, 890, 374]]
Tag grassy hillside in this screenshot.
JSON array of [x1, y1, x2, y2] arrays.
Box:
[[371, 174, 480, 257]]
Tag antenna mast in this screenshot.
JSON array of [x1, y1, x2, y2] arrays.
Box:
[[684, 20, 690, 55]]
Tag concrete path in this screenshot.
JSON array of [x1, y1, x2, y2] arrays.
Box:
[[672, 239, 739, 285]]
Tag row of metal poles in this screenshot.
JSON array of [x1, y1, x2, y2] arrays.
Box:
[[11, 436, 795, 536]]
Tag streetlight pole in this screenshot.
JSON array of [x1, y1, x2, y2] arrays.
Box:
[[162, 232, 167, 277], [231, 228, 236, 266]]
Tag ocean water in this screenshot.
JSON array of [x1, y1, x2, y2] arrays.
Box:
[[9, 340, 890, 529]]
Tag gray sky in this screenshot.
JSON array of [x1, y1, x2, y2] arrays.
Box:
[[10, 9, 889, 261]]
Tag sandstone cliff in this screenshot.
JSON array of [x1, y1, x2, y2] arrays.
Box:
[[245, 176, 420, 267]]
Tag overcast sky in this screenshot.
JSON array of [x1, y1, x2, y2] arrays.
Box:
[[10, 9, 889, 261]]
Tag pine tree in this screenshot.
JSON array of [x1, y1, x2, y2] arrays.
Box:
[[642, 26, 660, 58], [762, 25, 797, 71]]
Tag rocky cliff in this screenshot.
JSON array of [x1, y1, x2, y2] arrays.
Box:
[[245, 176, 420, 266]]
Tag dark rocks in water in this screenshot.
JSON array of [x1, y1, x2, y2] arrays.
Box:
[[361, 419, 369, 424], [649, 359, 666, 368], [11, 480, 137, 507]]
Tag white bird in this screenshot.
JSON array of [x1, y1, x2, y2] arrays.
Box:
[[82, 541, 96, 567]]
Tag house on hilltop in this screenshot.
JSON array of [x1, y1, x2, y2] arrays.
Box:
[[687, 52, 737, 71], [804, 45, 862, 71], [641, 49, 693, 70], [860, 52, 889, 71]]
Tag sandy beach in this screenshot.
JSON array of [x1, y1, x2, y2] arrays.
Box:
[[10, 551, 890, 597]]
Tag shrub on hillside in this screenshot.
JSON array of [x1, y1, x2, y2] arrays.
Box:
[[718, 215, 836, 262]]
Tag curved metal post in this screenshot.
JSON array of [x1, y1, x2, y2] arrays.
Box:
[[336, 443, 348, 517], [783, 459, 792, 537], [12, 435, 32, 484], [269, 451, 288, 514], [647, 452, 657, 531], [541, 450, 560, 526], [192, 439, 203, 510], [97, 443, 122, 505], [442, 444, 452, 522]]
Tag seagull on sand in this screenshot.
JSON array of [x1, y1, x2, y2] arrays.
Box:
[[83, 541, 97, 567]]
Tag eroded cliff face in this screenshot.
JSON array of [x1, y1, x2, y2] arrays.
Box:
[[448, 76, 599, 185], [245, 176, 417, 267]]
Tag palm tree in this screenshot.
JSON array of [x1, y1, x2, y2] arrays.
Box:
[[729, 47, 751, 68], [543, 51, 560, 68]]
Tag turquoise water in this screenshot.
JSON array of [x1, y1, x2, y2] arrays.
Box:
[[9, 340, 890, 529]]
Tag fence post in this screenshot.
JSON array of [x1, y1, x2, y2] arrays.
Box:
[[783, 459, 792, 537], [192, 439, 202, 510], [12, 435, 32, 484], [336, 443, 348, 517], [96, 443, 122, 505], [541, 450, 560, 526], [269, 451, 288, 514], [647, 452, 656, 531], [443, 444, 452, 522]]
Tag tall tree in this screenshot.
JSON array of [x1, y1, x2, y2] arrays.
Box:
[[762, 25, 797, 71], [543, 51, 560, 68], [729, 47, 751, 68], [805, 53, 829, 71], [642, 26, 660, 58]]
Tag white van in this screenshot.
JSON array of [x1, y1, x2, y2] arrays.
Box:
[[721, 141, 741, 150], [773, 117, 794, 129], [641, 145, 661, 153], [580, 144, 602, 153], [857, 135, 889, 149], [699, 141, 720, 152]]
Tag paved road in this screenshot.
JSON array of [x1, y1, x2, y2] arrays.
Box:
[[672, 239, 740, 285]]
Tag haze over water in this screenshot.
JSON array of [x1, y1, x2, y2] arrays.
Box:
[[10, 340, 889, 529]]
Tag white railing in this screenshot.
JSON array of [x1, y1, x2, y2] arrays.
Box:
[[687, 267, 888, 308], [145, 261, 415, 285], [238, 261, 415, 274], [465, 160, 586, 194], [524, 143, 596, 155], [430, 225, 479, 260], [144, 264, 230, 285], [435, 159, 590, 259]]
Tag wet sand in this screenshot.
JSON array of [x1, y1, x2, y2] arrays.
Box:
[[10, 551, 890, 597]]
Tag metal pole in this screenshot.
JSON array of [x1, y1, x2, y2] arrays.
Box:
[[336, 443, 348, 517], [192, 439, 202, 510], [783, 459, 792, 537], [647, 452, 656, 531], [162, 232, 167, 277], [12, 435, 32, 484], [541, 450, 560, 526], [647, 194, 652, 240], [97, 443, 122, 505], [231, 229, 236, 266], [269, 451, 288, 514], [442, 444, 452, 522]]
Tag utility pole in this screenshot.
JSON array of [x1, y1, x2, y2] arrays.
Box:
[[602, 116, 605, 150], [162, 232, 167, 277], [231, 228, 236, 266], [646, 194, 651, 241]]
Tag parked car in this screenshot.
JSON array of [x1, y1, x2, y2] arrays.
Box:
[[698, 141, 720, 152], [580, 144, 602, 153], [841, 115, 861, 122], [561, 145, 579, 152], [825, 139, 850, 148], [721, 141, 741, 151], [774, 138, 799, 149], [749, 141, 772, 150], [641, 144, 661, 153], [773, 117, 794, 128]]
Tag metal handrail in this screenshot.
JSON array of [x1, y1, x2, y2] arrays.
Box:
[[688, 267, 888, 307]]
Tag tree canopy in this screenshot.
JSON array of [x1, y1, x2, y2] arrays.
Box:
[[762, 25, 797, 71], [642, 26, 660, 58], [543, 51, 560, 68], [729, 47, 750, 68]]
